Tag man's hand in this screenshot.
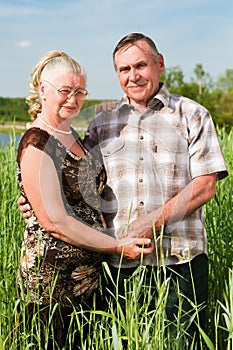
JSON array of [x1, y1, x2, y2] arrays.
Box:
[[95, 100, 119, 113], [119, 213, 158, 239], [18, 195, 32, 221]]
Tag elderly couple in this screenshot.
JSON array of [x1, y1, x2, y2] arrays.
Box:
[[17, 32, 228, 349]]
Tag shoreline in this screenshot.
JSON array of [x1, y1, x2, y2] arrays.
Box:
[[0, 124, 86, 133], [0, 124, 26, 130]]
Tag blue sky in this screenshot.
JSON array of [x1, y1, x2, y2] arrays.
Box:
[[0, 0, 233, 99]]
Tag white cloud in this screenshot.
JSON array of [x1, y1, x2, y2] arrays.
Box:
[[15, 40, 32, 48]]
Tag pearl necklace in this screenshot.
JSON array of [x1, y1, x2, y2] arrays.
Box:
[[37, 114, 72, 135]]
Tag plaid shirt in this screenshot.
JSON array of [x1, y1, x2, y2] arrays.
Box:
[[84, 83, 228, 267]]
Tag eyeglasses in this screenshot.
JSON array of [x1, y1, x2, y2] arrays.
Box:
[[43, 80, 89, 100]]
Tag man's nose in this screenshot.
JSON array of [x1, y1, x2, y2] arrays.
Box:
[[129, 68, 139, 81]]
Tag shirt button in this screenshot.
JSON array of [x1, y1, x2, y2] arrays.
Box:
[[139, 135, 144, 140], [139, 156, 144, 160], [139, 201, 144, 206], [139, 178, 143, 183]]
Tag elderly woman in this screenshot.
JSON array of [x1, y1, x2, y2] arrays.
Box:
[[17, 50, 152, 348]]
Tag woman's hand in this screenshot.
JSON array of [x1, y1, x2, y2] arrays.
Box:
[[116, 237, 153, 260]]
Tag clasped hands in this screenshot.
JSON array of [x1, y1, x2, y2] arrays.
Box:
[[17, 196, 155, 258]]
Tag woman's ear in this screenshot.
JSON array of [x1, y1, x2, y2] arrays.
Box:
[[39, 81, 46, 100]]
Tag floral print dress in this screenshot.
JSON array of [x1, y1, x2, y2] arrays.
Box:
[[17, 127, 106, 307]]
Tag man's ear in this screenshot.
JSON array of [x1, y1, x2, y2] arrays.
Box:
[[158, 53, 165, 73]]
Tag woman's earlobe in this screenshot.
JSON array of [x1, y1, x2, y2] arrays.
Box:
[[39, 81, 46, 99]]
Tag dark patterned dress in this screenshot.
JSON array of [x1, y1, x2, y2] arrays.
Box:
[[17, 127, 106, 308]]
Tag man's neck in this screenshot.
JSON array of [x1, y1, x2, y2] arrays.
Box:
[[127, 84, 162, 114], [128, 99, 148, 114]]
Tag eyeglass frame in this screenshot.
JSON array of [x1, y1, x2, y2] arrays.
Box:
[[42, 79, 90, 100]]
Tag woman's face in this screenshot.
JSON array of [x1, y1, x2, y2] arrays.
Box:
[[40, 72, 86, 121]]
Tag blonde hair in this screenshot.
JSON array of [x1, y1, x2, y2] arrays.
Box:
[[26, 50, 86, 120]]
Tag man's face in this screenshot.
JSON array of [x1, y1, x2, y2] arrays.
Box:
[[114, 40, 164, 108]]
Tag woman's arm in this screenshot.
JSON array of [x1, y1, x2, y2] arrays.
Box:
[[20, 145, 152, 259]]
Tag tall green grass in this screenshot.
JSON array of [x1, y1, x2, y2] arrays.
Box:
[[0, 132, 24, 349], [0, 126, 232, 349], [204, 126, 233, 349]]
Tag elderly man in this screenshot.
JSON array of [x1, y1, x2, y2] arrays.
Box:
[[83, 33, 228, 346]]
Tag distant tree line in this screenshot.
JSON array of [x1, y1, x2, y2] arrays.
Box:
[[0, 64, 233, 128], [161, 64, 233, 127], [0, 98, 103, 127], [0, 97, 29, 123]]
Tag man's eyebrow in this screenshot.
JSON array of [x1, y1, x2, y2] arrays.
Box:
[[118, 60, 147, 71], [118, 65, 130, 71]]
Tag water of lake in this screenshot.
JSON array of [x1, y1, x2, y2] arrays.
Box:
[[0, 134, 22, 147]]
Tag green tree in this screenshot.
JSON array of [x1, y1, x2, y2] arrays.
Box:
[[213, 88, 233, 126], [161, 65, 185, 93], [191, 63, 214, 95], [216, 69, 233, 92]]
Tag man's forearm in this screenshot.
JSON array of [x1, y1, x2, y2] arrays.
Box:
[[152, 173, 217, 230]]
